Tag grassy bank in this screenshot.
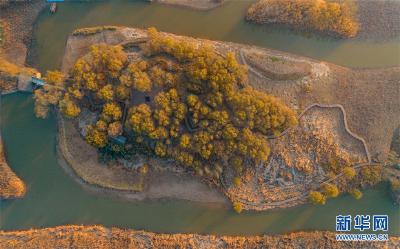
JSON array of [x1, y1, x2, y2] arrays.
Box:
[[0, 225, 398, 249], [0, 137, 26, 199]]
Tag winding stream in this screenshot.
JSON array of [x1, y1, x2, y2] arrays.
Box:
[[1, 0, 399, 235]]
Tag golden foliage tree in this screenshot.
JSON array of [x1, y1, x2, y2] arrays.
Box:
[[246, 0, 359, 38], [33, 70, 66, 118], [309, 191, 326, 205]]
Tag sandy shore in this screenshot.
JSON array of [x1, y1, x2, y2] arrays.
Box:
[[149, 0, 225, 10], [0, 136, 25, 199], [0, 225, 398, 249]]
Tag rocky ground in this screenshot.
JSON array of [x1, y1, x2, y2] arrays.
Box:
[[0, 225, 398, 249]]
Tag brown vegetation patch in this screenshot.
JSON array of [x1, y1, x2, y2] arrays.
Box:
[[0, 225, 398, 249], [0, 137, 26, 199], [224, 105, 369, 210], [0, 0, 46, 66], [357, 0, 400, 40]]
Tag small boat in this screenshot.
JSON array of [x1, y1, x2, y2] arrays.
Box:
[[50, 3, 57, 13]]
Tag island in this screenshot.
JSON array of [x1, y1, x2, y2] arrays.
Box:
[[30, 26, 399, 212], [0, 0, 399, 248]]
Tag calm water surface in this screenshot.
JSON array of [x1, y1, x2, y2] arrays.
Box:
[[0, 94, 399, 235], [33, 0, 400, 71], [1, 0, 399, 235]]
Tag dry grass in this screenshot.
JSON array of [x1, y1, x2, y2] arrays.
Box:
[[0, 138, 26, 199], [246, 0, 359, 38], [0, 225, 398, 249], [0, 57, 37, 76]]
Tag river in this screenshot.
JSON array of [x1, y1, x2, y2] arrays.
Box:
[[1, 0, 399, 235], [32, 0, 400, 71]]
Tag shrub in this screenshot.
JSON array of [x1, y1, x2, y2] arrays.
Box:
[[233, 177, 241, 186], [342, 166, 356, 180], [349, 188, 363, 200], [360, 165, 382, 186], [390, 179, 400, 191], [139, 164, 149, 175], [233, 202, 243, 213], [321, 183, 339, 198], [309, 191, 326, 205]]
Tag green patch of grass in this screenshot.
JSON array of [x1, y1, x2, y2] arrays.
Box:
[[269, 56, 280, 62], [0, 21, 4, 47], [72, 26, 118, 36]]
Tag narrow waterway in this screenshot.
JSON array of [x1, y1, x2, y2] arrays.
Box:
[[32, 0, 400, 71], [0, 93, 399, 235]]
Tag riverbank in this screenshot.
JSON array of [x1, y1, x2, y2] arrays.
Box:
[[0, 225, 398, 249], [0, 0, 46, 66], [0, 136, 25, 199]]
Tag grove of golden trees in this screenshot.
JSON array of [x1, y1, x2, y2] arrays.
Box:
[[246, 0, 359, 38], [34, 28, 298, 182]]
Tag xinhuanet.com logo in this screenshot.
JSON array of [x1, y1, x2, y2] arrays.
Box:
[[335, 214, 389, 241]]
